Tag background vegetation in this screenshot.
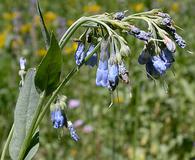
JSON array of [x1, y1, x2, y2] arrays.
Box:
[[0, 0, 195, 159]]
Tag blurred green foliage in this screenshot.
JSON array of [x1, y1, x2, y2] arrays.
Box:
[[0, 0, 195, 160]]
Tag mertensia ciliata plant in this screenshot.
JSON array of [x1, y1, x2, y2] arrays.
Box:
[[1, 1, 187, 160]]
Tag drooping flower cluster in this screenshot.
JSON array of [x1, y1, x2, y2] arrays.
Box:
[[138, 36, 176, 78], [72, 10, 186, 91], [50, 95, 80, 141]]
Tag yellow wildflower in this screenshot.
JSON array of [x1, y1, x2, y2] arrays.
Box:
[[83, 4, 101, 13], [34, 15, 40, 26], [20, 23, 31, 34], [44, 11, 57, 23], [70, 148, 77, 157], [12, 38, 24, 49], [113, 96, 124, 104], [2, 12, 13, 20], [65, 42, 77, 54], [132, 3, 144, 12], [2, 12, 17, 20], [67, 19, 74, 26], [171, 2, 180, 13], [37, 48, 47, 56], [0, 32, 7, 48]]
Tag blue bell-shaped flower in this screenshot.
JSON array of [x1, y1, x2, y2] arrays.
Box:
[[85, 44, 97, 67], [108, 62, 119, 91], [74, 42, 85, 66]]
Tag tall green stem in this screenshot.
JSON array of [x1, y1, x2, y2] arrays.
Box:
[[0, 125, 14, 160]]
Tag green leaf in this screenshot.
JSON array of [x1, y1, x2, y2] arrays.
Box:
[[35, 33, 62, 95], [24, 131, 39, 160], [9, 69, 40, 160], [37, 1, 50, 48]]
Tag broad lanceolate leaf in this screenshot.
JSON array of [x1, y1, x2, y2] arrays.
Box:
[[9, 69, 40, 160], [35, 33, 62, 95], [37, 1, 50, 48]]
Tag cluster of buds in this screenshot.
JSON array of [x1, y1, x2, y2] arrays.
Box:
[[50, 95, 79, 142], [157, 12, 186, 48]]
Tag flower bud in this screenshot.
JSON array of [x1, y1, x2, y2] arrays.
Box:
[[114, 11, 125, 20], [68, 121, 80, 142], [163, 36, 176, 52], [19, 57, 26, 70], [173, 33, 186, 48], [119, 61, 129, 84], [120, 44, 130, 57]]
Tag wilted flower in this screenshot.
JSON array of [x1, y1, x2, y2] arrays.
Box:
[[85, 44, 98, 67], [118, 61, 129, 84], [68, 121, 80, 142], [82, 125, 94, 133], [74, 42, 85, 65], [68, 99, 80, 109]]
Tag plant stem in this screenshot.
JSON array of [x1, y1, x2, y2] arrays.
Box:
[[16, 16, 105, 159], [59, 17, 111, 48], [17, 91, 46, 160], [0, 125, 14, 160]]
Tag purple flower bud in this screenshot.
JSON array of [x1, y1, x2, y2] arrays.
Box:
[[128, 26, 151, 41], [173, 33, 186, 48], [108, 63, 119, 91], [138, 49, 151, 65], [130, 26, 140, 34], [114, 12, 125, 20], [68, 99, 80, 109], [135, 31, 152, 41], [51, 109, 67, 129], [68, 121, 80, 142], [85, 44, 97, 67], [82, 125, 94, 133], [162, 17, 172, 26], [74, 42, 85, 65], [157, 12, 171, 19]]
